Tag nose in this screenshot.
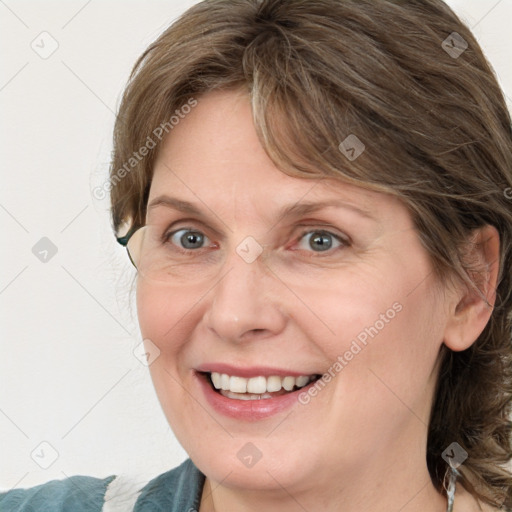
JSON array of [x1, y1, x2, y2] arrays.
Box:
[[202, 243, 287, 343]]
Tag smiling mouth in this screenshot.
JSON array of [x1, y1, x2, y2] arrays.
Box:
[[201, 371, 322, 400]]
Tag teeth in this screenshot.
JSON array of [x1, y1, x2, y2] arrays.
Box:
[[247, 376, 266, 394], [221, 390, 274, 400], [229, 376, 247, 393], [282, 376, 295, 391], [211, 372, 222, 389], [210, 372, 315, 394], [295, 376, 310, 387], [266, 376, 282, 392], [220, 373, 230, 390]]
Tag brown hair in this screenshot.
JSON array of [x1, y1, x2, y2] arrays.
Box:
[[109, 0, 512, 507]]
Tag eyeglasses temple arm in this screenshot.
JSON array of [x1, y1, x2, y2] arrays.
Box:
[[116, 226, 139, 247]]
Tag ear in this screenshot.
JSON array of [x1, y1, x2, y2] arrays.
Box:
[[443, 225, 500, 352]]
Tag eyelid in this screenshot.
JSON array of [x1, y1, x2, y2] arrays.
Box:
[[294, 223, 351, 244], [163, 217, 351, 236], [167, 226, 215, 248], [161, 219, 223, 241], [164, 221, 349, 237], [165, 224, 350, 259]]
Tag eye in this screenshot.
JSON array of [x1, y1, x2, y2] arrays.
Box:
[[163, 226, 347, 255], [296, 230, 346, 253], [168, 228, 212, 250]]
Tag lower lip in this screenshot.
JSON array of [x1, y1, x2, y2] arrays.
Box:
[[195, 372, 314, 421]]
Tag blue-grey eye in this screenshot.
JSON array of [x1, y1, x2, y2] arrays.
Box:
[[298, 231, 343, 252], [171, 229, 210, 249]]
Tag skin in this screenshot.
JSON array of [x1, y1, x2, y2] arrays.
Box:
[[135, 89, 500, 512]]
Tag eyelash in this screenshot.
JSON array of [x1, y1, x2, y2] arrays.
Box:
[[163, 226, 350, 257]]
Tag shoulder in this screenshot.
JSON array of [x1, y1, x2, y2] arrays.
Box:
[[134, 458, 205, 512], [0, 459, 204, 512], [100, 459, 205, 512], [0, 474, 116, 512]]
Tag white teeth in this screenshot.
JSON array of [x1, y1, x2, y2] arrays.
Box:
[[211, 372, 222, 389], [266, 376, 282, 392], [209, 372, 315, 395], [221, 390, 273, 400], [282, 376, 295, 391], [247, 376, 266, 394], [220, 373, 230, 391], [229, 376, 247, 393]]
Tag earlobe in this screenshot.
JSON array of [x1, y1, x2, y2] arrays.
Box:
[[443, 225, 500, 352]]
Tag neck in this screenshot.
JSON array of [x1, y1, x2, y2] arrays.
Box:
[[199, 456, 448, 512]]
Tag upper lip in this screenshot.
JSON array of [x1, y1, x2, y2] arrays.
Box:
[[196, 363, 320, 378]]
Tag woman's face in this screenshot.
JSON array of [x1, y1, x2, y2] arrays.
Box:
[[137, 89, 450, 493]]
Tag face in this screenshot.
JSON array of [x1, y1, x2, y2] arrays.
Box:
[[136, 89, 450, 494]]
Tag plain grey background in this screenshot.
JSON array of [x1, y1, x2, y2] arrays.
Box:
[[1, 0, 511, 491]]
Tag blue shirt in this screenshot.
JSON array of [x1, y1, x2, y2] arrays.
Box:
[[0, 458, 205, 512]]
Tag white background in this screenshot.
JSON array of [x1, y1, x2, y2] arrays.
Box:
[[1, 0, 511, 491]]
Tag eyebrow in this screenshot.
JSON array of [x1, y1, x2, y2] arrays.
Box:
[[147, 195, 376, 222]]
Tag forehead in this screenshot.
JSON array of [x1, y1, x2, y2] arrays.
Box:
[[148, 89, 406, 225]]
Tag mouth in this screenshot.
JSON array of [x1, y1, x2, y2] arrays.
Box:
[[199, 371, 322, 401]]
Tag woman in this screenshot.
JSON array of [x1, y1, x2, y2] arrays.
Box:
[[2, 0, 511, 510]]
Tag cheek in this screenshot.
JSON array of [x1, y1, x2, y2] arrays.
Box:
[[328, 285, 443, 429], [135, 281, 198, 425], [136, 279, 201, 348], [136, 284, 169, 346], [289, 264, 406, 359], [297, 260, 444, 404]]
